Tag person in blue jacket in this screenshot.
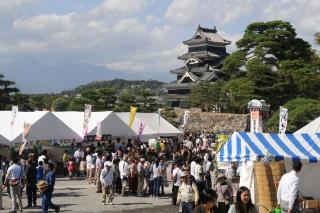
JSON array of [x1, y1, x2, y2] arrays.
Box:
[[42, 163, 60, 213]]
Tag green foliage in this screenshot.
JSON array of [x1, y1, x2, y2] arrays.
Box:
[[221, 50, 246, 79], [268, 98, 320, 133], [0, 74, 19, 110], [315, 32, 320, 45], [68, 96, 94, 111], [51, 97, 71, 111], [10, 93, 32, 111], [189, 81, 225, 112]]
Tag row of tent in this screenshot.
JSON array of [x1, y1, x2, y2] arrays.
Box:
[[0, 111, 182, 146]]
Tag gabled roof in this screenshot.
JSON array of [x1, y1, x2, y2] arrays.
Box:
[[183, 25, 231, 45], [178, 71, 199, 84], [200, 71, 219, 81], [178, 51, 220, 60]]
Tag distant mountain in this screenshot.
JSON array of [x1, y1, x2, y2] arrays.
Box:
[[0, 57, 172, 94]]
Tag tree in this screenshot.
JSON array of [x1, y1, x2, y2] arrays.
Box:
[[0, 74, 19, 110], [113, 91, 136, 112], [10, 93, 32, 111], [136, 89, 157, 112], [236, 20, 313, 63], [315, 32, 320, 45], [51, 97, 71, 111], [222, 76, 255, 113], [29, 96, 46, 110], [220, 50, 246, 79], [98, 88, 117, 110], [268, 98, 320, 133], [68, 96, 94, 111], [189, 81, 225, 112]]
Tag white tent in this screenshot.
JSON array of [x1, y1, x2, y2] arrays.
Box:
[[295, 116, 320, 134], [116, 112, 157, 140], [115, 112, 182, 140], [53, 111, 136, 139], [89, 112, 136, 137], [0, 111, 47, 143], [0, 134, 10, 146], [0, 111, 82, 143]]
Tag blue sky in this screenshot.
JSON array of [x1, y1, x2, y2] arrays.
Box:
[[0, 0, 319, 78]]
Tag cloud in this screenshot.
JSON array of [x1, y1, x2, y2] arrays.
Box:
[[13, 13, 74, 34], [90, 0, 152, 17], [165, 0, 254, 26], [0, 0, 38, 9]]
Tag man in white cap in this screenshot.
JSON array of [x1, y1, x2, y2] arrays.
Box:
[[100, 161, 114, 205]]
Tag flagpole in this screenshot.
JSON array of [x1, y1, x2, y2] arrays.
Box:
[[158, 108, 160, 139]]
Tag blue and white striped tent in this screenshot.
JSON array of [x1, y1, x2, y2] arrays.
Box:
[[218, 132, 320, 163]]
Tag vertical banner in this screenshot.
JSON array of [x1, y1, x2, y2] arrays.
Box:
[[157, 108, 161, 138], [19, 122, 31, 155], [83, 104, 92, 137], [129, 106, 137, 128], [138, 121, 146, 140], [182, 110, 190, 128], [96, 121, 102, 141], [10, 105, 18, 125], [250, 110, 261, 133], [279, 106, 288, 134]]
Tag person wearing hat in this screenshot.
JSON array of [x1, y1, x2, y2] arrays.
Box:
[[177, 171, 199, 213], [214, 173, 233, 213], [137, 158, 145, 196], [100, 161, 114, 205]]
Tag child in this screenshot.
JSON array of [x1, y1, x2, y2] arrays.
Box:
[[67, 158, 75, 179], [36, 161, 45, 182], [79, 158, 86, 177]]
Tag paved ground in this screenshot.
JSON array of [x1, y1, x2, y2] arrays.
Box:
[[1, 177, 178, 213]]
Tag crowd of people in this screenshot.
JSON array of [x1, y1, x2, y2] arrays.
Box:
[[0, 131, 303, 213], [0, 150, 60, 213]]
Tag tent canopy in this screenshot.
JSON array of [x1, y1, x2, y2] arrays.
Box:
[[218, 132, 320, 163], [295, 116, 320, 134], [116, 112, 182, 138], [0, 111, 48, 142], [0, 134, 10, 146], [54, 111, 136, 138]]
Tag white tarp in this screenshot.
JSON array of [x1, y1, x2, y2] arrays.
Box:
[[295, 117, 320, 134], [53, 111, 136, 139], [116, 112, 182, 140], [0, 111, 81, 143]]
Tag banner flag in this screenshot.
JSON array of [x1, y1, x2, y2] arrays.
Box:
[[129, 106, 137, 128], [138, 121, 146, 140], [11, 105, 18, 125], [279, 106, 288, 134], [83, 104, 92, 137], [182, 110, 190, 128], [96, 121, 102, 141], [19, 122, 31, 155], [250, 110, 261, 133]]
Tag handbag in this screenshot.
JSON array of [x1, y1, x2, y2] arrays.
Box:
[[36, 180, 48, 192]]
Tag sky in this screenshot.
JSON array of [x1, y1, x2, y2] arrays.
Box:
[[0, 0, 320, 79]]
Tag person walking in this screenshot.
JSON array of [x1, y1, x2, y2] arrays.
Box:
[[25, 160, 37, 208], [176, 172, 199, 213], [172, 161, 183, 205], [0, 160, 4, 210], [119, 155, 129, 196], [4, 157, 23, 213], [193, 189, 219, 213], [214, 174, 233, 213], [62, 150, 69, 177], [95, 151, 104, 193], [100, 161, 114, 205], [42, 162, 60, 213], [137, 158, 146, 196], [36, 161, 45, 182], [277, 160, 303, 213]]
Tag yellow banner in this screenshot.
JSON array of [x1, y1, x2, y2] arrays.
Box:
[[129, 106, 137, 128]]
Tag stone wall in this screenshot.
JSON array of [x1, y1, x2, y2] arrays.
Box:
[[175, 108, 249, 133]]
